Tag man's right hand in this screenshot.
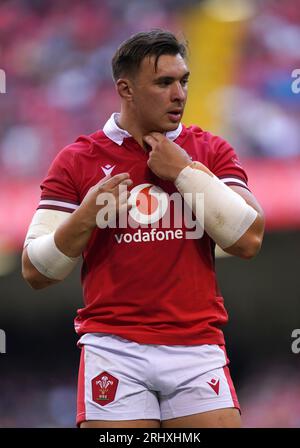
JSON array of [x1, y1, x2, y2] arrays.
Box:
[[54, 172, 133, 258], [79, 173, 133, 230]]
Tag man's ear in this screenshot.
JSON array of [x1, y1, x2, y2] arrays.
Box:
[[116, 78, 133, 101]]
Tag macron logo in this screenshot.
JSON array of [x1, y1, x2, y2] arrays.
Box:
[[101, 164, 115, 176], [207, 378, 220, 395]]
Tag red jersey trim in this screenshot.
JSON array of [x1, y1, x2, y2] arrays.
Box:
[[38, 197, 79, 213], [219, 175, 248, 185], [224, 182, 251, 192], [219, 175, 250, 192], [40, 195, 80, 205], [37, 205, 74, 213]]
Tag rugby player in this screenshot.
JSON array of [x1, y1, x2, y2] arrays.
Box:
[[22, 30, 264, 428]]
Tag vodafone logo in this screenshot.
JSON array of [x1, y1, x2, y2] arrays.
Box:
[[95, 180, 204, 243], [128, 183, 168, 225]]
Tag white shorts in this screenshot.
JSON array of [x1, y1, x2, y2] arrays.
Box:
[[77, 332, 240, 426]]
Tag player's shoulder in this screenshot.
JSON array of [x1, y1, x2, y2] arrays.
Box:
[[55, 129, 112, 163], [183, 124, 206, 138], [184, 124, 228, 145], [182, 124, 247, 180], [182, 124, 231, 155]]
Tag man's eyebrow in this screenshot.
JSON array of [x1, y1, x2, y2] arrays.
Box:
[[182, 71, 190, 78], [154, 71, 190, 82]]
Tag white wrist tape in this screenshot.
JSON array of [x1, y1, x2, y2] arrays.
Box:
[[24, 209, 71, 248], [24, 209, 79, 280], [175, 165, 257, 248], [27, 232, 79, 280]]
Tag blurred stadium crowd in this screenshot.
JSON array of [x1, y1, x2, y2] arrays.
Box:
[[0, 0, 198, 180], [0, 0, 299, 183], [1, 0, 300, 428], [219, 0, 300, 158]]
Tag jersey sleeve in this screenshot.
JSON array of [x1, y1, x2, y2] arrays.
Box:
[[207, 132, 250, 191], [37, 146, 80, 213]]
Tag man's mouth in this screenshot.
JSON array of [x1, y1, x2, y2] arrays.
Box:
[[167, 109, 182, 122]]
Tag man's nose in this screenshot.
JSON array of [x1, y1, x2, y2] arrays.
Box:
[[171, 81, 186, 102]]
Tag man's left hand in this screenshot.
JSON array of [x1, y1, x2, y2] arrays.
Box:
[[143, 132, 191, 182]]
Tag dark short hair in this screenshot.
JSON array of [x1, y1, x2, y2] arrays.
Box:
[[112, 29, 187, 81]]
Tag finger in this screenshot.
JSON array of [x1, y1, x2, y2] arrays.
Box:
[[96, 173, 111, 186], [118, 202, 132, 216], [116, 178, 133, 190], [147, 131, 164, 141], [111, 179, 132, 199], [98, 173, 131, 189], [143, 135, 157, 148], [146, 158, 153, 169], [113, 180, 131, 196], [120, 179, 133, 186], [118, 189, 130, 205]]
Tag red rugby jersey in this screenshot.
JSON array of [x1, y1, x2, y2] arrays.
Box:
[[38, 114, 250, 345]]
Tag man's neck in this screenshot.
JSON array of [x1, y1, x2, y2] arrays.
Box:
[[117, 112, 149, 150]]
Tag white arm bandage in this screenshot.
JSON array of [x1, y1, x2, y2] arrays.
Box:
[[24, 209, 80, 281], [175, 165, 258, 249]]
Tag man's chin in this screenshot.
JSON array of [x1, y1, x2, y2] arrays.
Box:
[[154, 121, 180, 133]]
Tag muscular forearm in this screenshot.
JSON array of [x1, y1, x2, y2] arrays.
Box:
[[222, 192, 265, 259], [223, 213, 264, 259], [54, 206, 96, 258], [22, 248, 60, 289]]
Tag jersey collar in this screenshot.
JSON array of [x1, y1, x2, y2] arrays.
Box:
[[103, 113, 183, 146]]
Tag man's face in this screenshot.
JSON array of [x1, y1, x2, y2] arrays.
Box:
[[130, 53, 189, 133]]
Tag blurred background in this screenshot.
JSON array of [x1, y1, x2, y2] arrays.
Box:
[[1, 0, 300, 427]]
